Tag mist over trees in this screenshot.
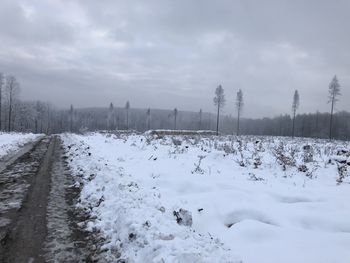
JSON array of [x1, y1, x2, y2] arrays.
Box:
[[125, 101, 130, 130], [146, 108, 151, 130], [107, 102, 115, 130], [0, 71, 348, 140], [69, 104, 74, 132], [5, 75, 20, 132]]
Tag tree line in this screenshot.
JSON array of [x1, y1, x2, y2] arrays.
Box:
[[213, 75, 342, 140], [0, 72, 347, 140]]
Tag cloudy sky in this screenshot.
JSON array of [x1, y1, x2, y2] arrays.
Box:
[[0, 0, 348, 117]]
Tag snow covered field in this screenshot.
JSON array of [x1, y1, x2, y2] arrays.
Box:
[[62, 132, 350, 263], [0, 132, 41, 159]]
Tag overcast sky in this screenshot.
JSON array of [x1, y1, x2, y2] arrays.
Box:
[[0, 0, 348, 118]]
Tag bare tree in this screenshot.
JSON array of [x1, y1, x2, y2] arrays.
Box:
[[146, 108, 151, 130], [0, 73, 3, 131], [291, 90, 300, 138], [125, 101, 130, 130], [174, 108, 178, 130], [328, 75, 341, 140], [236, 89, 244, 136], [16, 102, 33, 132], [33, 102, 50, 134], [5, 75, 20, 132], [107, 102, 114, 130], [199, 109, 202, 130], [213, 85, 225, 135]]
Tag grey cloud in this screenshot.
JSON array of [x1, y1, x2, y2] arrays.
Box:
[[0, 0, 76, 45], [0, 0, 348, 118]]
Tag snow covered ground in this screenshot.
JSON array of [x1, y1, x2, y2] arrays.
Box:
[[0, 132, 41, 159], [62, 132, 350, 263]]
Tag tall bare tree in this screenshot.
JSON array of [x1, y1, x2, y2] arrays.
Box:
[[213, 85, 225, 135], [236, 89, 244, 136], [0, 73, 3, 131], [125, 101, 130, 130], [291, 90, 300, 138], [173, 108, 178, 130], [5, 75, 20, 132], [328, 75, 341, 140]]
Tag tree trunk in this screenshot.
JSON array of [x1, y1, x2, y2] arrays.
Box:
[[126, 110, 129, 130], [237, 109, 240, 136], [216, 103, 220, 135], [292, 110, 296, 138], [216, 104, 220, 135], [330, 96, 334, 141]]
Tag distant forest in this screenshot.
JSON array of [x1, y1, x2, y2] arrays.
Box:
[[1, 101, 349, 140], [0, 73, 349, 140]]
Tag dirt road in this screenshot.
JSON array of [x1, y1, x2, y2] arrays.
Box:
[[0, 136, 91, 263]]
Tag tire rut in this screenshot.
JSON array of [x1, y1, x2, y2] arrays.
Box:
[[0, 136, 95, 263], [0, 136, 53, 263]]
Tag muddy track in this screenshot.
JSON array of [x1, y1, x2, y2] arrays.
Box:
[[0, 136, 53, 262], [0, 137, 44, 174], [0, 136, 94, 263]]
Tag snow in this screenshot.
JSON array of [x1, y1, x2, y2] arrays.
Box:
[[62, 132, 350, 263], [0, 132, 41, 158], [145, 130, 218, 136]]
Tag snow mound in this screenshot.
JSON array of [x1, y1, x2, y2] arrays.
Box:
[[0, 132, 41, 158]]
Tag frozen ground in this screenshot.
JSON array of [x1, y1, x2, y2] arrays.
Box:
[[62, 132, 350, 263], [0, 135, 93, 262], [0, 132, 41, 159]]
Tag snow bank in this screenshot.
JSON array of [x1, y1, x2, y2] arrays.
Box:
[[145, 129, 218, 136], [62, 133, 350, 263], [0, 132, 41, 158]]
